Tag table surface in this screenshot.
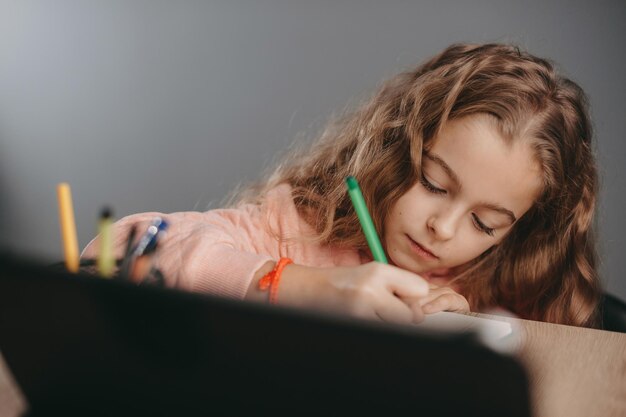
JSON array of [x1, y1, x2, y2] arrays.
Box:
[[1, 312, 625, 417], [470, 312, 626, 417]]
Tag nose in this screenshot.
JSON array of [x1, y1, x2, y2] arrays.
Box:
[[427, 206, 463, 241]]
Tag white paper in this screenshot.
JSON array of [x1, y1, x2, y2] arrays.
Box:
[[413, 312, 520, 353]]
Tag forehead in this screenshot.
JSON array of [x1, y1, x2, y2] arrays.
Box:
[[426, 115, 543, 217]]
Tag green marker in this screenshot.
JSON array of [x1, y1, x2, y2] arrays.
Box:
[[345, 176, 388, 263]]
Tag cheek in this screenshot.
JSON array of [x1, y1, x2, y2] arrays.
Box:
[[385, 191, 423, 235], [453, 234, 496, 263], [394, 186, 433, 216]]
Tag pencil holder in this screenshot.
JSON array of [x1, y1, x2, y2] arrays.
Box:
[[49, 258, 165, 287]]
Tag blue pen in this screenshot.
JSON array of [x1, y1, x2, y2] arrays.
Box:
[[131, 217, 169, 258]]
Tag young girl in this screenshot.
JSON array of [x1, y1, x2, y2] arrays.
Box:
[[82, 43, 601, 328]]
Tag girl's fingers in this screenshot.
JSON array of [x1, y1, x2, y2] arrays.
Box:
[[396, 296, 426, 323], [409, 300, 425, 323], [361, 263, 427, 299], [386, 273, 429, 299], [374, 292, 415, 324], [417, 292, 440, 307], [416, 286, 449, 307], [401, 284, 470, 317], [422, 292, 470, 314]]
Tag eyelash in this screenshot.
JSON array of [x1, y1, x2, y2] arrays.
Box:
[[419, 174, 496, 237], [472, 214, 495, 237], [419, 174, 446, 195]]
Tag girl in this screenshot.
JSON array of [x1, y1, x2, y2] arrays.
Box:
[[82, 43, 601, 327]]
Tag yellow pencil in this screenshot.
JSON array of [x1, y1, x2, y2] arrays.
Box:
[[56, 182, 79, 273]]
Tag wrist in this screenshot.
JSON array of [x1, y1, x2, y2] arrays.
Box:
[[245, 260, 276, 303], [276, 263, 326, 308]]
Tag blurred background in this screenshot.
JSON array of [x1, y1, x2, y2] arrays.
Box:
[[0, 0, 624, 299]]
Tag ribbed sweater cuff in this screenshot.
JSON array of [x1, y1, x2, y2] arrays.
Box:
[[187, 249, 274, 300]]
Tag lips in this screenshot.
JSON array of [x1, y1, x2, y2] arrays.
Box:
[[407, 235, 438, 260]]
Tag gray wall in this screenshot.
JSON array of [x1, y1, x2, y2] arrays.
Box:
[[1, 0, 624, 299]]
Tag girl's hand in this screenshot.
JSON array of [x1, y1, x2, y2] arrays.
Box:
[[409, 283, 470, 315], [248, 261, 429, 325]]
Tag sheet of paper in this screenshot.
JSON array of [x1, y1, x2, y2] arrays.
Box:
[[413, 312, 520, 354]]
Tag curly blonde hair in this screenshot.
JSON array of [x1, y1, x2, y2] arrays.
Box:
[[236, 43, 601, 327]]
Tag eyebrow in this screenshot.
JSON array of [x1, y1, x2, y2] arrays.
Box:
[[424, 152, 518, 224]]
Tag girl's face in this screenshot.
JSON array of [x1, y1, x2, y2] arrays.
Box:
[[384, 114, 543, 281]]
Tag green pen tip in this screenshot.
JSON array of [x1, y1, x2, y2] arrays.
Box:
[[345, 176, 358, 190]]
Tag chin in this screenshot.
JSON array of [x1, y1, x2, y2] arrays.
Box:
[[388, 252, 427, 274]]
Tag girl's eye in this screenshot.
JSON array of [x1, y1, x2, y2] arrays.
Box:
[[472, 213, 495, 237], [420, 174, 447, 195]]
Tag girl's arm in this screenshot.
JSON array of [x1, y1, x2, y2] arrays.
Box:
[[81, 210, 275, 299], [83, 211, 433, 323], [246, 261, 432, 323]]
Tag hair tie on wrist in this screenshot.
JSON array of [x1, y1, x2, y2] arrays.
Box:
[[258, 257, 293, 305]]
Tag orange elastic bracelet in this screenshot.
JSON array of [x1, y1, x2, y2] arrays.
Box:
[[258, 257, 293, 305]]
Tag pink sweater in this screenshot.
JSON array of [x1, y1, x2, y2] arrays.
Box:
[[81, 184, 367, 298]]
